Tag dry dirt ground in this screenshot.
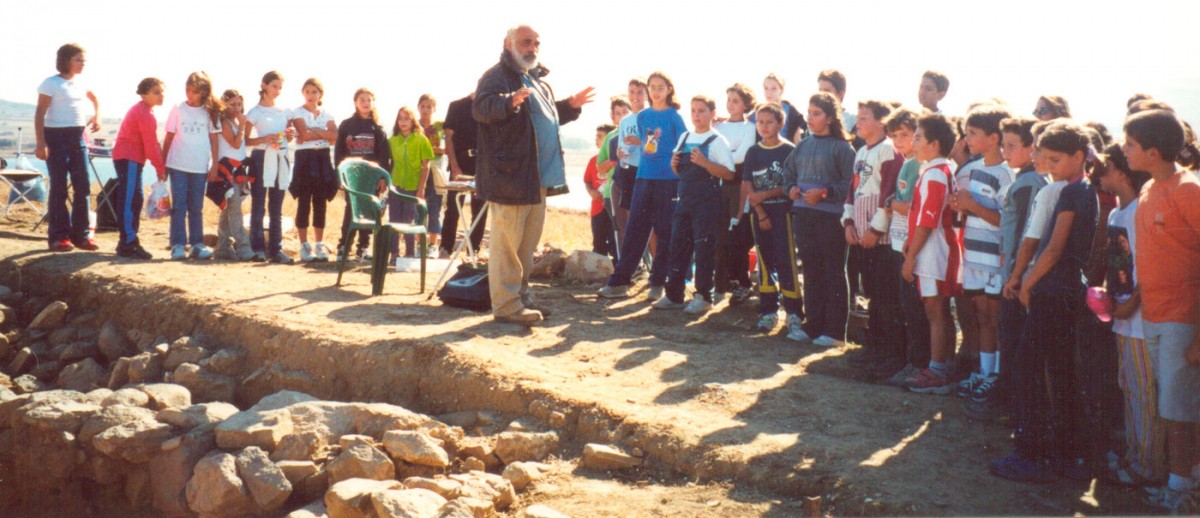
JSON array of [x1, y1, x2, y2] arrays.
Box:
[[0, 192, 1158, 516]]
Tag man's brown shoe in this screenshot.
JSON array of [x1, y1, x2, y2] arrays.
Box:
[[494, 308, 543, 326]]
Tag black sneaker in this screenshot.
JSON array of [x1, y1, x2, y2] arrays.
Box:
[[963, 396, 1010, 423], [117, 244, 154, 260], [730, 285, 752, 305], [970, 373, 1001, 403], [270, 251, 295, 264]]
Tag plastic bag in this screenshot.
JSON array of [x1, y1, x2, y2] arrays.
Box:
[[145, 181, 171, 219]]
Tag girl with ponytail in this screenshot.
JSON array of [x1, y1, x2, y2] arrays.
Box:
[[161, 71, 223, 261]]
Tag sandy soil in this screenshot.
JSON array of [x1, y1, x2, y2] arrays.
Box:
[[0, 189, 1157, 516]]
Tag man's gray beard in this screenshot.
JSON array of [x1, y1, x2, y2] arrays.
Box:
[[509, 48, 538, 71]]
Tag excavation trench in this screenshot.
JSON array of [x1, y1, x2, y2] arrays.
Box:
[[0, 258, 838, 512]]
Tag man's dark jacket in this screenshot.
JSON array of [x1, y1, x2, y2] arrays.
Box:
[[473, 51, 581, 205]]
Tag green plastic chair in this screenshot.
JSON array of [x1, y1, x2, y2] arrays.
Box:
[[335, 159, 428, 295]]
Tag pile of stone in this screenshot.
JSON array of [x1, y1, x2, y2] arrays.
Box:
[[0, 286, 586, 517]]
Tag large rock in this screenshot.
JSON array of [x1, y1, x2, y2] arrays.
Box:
[[18, 398, 101, 434], [57, 358, 107, 392], [98, 321, 135, 361], [522, 504, 570, 518], [217, 391, 439, 453], [456, 436, 501, 469], [136, 383, 192, 410], [215, 390, 318, 450], [494, 431, 559, 464], [107, 357, 132, 389], [327, 442, 395, 484], [402, 477, 462, 499], [79, 404, 157, 443], [501, 461, 544, 491], [433, 499, 480, 518], [271, 431, 329, 462], [28, 301, 68, 330], [384, 430, 450, 468], [286, 500, 329, 518], [8, 347, 37, 376], [165, 343, 212, 371], [325, 478, 403, 518], [126, 352, 164, 384], [48, 326, 78, 347], [563, 250, 615, 283], [370, 488, 447, 518], [449, 471, 516, 511], [529, 248, 567, 279], [236, 446, 293, 513], [157, 402, 239, 429], [59, 341, 100, 363], [186, 452, 255, 517], [277, 460, 320, 484], [204, 348, 248, 377], [92, 411, 176, 463], [171, 363, 236, 403], [12, 373, 46, 394], [581, 443, 642, 471], [149, 422, 218, 516], [101, 387, 151, 408]]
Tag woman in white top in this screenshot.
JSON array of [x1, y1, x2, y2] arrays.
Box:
[[34, 43, 101, 252], [290, 78, 338, 262], [242, 70, 296, 264]]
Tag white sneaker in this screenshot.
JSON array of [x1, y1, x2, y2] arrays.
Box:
[[812, 335, 839, 348], [683, 295, 712, 315], [190, 244, 213, 260], [756, 313, 778, 331], [647, 285, 664, 301], [314, 242, 330, 262], [300, 242, 314, 262], [171, 245, 187, 261], [651, 295, 685, 310], [598, 285, 629, 299], [786, 313, 803, 329], [786, 322, 812, 342]]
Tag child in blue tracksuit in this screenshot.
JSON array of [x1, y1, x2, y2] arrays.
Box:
[[741, 103, 803, 332], [652, 96, 735, 314]]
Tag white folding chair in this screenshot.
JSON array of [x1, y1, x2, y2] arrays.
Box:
[[1, 167, 47, 223]]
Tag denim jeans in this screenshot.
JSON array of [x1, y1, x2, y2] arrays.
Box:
[[665, 195, 721, 303], [44, 126, 90, 244], [390, 189, 419, 258], [168, 169, 206, 247], [424, 177, 443, 234], [113, 159, 144, 247], [606, 178, 677, 287], [249, 150, 285, 255]]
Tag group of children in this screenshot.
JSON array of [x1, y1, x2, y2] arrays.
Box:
[[581, 70, 1200, 509], [36, 44, 452, 265]]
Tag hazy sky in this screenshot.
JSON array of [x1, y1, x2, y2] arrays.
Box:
[[4, 0, 1199, 145]]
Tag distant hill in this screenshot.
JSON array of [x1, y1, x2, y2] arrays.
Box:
[[0, 99, 36, 118]]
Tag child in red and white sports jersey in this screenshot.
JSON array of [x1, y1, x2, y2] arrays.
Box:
[[901, 113, 963, 394]]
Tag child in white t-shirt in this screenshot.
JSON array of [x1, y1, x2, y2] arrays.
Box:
[[652, 96, 735, 315], [242, 70, 297, 264], [161, 72, 222, 261]]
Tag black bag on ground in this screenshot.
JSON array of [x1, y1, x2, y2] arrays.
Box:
[[95, 178, 119, 230], [438, 264, 491, 311]]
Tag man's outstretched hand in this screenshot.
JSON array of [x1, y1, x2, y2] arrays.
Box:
[[569, 87, 596, 109]]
